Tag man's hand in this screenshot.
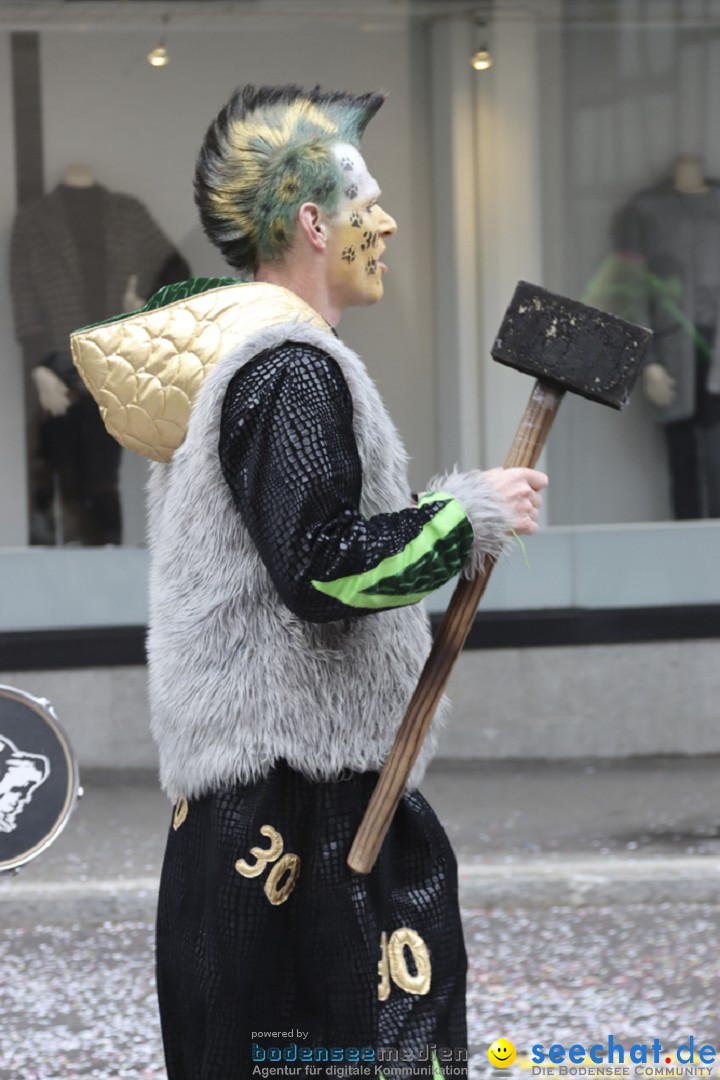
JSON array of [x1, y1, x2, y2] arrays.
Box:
[[643, 362, 677, 407], [481, 466, 548, 535], [31, 366, 71, 416]]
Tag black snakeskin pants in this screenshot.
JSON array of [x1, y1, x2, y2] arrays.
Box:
[[156, 762, 468, 1079]]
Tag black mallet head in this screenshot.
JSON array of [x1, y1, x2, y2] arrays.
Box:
[[491, 281, 653, 409]]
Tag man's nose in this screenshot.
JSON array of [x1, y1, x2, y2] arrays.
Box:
[[379, 206, 397, 236]]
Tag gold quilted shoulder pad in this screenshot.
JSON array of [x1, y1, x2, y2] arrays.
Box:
[[69, 282, 331, 463]]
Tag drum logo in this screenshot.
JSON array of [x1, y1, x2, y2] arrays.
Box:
[[0, 735, 51, 833]]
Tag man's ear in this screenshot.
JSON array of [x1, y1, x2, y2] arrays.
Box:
[[297, 202, 327, 251]]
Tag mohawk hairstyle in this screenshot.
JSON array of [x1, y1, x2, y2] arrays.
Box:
[[194, 84, 385, 274]]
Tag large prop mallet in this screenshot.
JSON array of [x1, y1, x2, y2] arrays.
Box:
[[348, 281, 653, 875]]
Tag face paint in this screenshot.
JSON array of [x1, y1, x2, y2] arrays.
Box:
[[323, 143, 397, 311]]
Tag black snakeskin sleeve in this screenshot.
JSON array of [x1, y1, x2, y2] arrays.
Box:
[[218, 342, 474, 623]]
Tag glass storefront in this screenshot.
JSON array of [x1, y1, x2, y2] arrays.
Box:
[[1, 0, 719, 630], [543, 0, 720, 526]]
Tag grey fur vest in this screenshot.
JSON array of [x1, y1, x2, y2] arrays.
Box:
[[146, 320, 452, 801]]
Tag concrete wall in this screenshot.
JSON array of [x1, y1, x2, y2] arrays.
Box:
[[0, 666, 156, 770], [4, 635, 720, 771], [442, 639, 720, 759]]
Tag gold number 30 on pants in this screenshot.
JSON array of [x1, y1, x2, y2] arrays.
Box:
[[378, 928, 432, 999], [235, 825, 301, 906]]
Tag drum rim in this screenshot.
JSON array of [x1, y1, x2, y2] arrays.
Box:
[[0, 683, 80, 872]]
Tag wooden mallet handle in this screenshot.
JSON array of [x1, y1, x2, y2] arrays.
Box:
[[347, 382, 564, 874], [347, 279, 652, 874]]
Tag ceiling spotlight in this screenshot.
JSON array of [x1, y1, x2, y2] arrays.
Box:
[[148, 44, 169, 68], [471, 48, 493, 71], [470, 16, 493, 71]]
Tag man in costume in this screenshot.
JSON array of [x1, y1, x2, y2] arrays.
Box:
[[76, 85, 547, 1077]]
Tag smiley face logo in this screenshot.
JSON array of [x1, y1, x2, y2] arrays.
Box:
[[488, 1039, 516, 1068]]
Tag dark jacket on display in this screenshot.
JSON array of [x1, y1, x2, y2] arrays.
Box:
[[10, 183, 179, 364]]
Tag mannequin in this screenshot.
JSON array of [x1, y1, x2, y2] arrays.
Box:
[[30, 167, 98, 418], [611, 154, 720, 518], [10, 166, 190, 544], [32, 165, 138, 418], [643, 155, 711, 409]]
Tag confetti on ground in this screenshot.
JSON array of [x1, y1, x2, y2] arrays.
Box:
[[465, 903, 720, 1078], [0, 921, 165, 1079], [1, 904, 719, 1078]]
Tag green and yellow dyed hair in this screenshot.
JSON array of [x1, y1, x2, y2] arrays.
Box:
[[194, 84, 385, 274]]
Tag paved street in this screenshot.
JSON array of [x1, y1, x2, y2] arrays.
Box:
[[2, 903, 720, 1079], [2, 760, 720, 1079]]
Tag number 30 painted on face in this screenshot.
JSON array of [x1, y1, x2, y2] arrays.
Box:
[[235, 824, 301, 906]]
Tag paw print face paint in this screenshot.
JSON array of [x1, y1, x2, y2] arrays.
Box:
[[323, 142, 397, 310]]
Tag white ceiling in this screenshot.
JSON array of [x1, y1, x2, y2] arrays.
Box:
[[2, 0, 720, 31], [0, 0, 473, 32]]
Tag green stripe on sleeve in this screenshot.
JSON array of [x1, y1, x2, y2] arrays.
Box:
[[360, 518, 471, 598], [310, 492, 472, 611]]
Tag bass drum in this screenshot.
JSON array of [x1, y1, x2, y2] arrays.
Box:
[[0, 684, 80, 873]]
